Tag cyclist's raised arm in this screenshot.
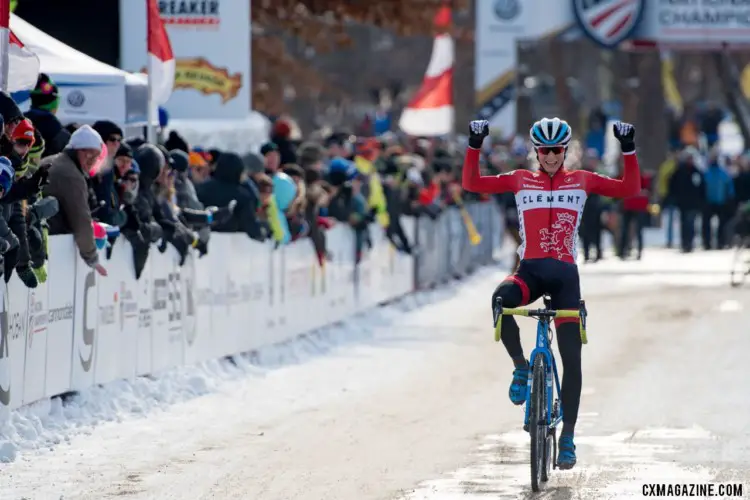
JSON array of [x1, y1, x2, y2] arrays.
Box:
[[462, 147, 520, 193], [584, 151, 641, 198], [585, 121, 640, 199]]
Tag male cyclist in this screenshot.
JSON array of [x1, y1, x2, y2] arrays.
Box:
[[462, 118, 641, 469]]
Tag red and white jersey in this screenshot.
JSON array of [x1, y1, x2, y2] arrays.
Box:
[[462, 148, 641, 264]]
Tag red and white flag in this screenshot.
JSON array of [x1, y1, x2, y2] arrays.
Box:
[[6, 28, 39, 92], [1, 3, 39, 93], [147, 0, 174, 105], [398, 5, 454, 137]]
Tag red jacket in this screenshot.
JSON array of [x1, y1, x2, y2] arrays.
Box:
[[461, 148, 641, 263]]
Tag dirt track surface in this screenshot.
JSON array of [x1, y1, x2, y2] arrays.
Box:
[[2, 249, 749, 500]]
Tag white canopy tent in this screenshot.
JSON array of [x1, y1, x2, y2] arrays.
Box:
[[10, 14, 148, 127]]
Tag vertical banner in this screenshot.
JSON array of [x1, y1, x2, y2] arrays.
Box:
[[228, 235, 253, 354], [187, 251, 213, 365], [0, 277, 29, 410], [208, 235, 232, 358], [71, 260, 97, 391], [474, 0, 527, 136], [95, 247, 122, 386], [135, 246, 153, 376], [44, 236, 76, 399], [23, 279, 48, 405], [149, 246, 184, 373], [119, 0, 252, 119], [94, 241, 139, 385], [246, 239, 269, 350]]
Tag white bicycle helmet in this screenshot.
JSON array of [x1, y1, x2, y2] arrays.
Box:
[[529, 117, 572, 148]]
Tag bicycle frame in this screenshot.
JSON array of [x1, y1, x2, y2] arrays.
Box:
[[524, 318, 564, 431]]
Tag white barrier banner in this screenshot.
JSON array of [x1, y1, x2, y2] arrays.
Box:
[[44, 237, 76, 398], [24, 279, 48, 405], [0, 213, 456, 413]]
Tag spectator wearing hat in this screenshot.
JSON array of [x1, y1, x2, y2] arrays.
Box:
[[7, 118, 58, 284], [196, 151, 265, 241], [0, 100, 50, 288], [270, 118, 297, 166], [24, 74, 70, 158], [169, 148, 234, 257], [42, 125, 107, 276], [188, 151, 211, 185], [0, 91, 25, 170], [164, 130, 189, 154], [260, 142, 280, 176]]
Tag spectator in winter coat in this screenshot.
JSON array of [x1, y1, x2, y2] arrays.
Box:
[[270, 119, 297, 166], [303, 168, 331, 266], [702, 155, 735, 249], [151, 154, 198, 265], [42, 125, 107, 276], [579, 154, 603, 262], [0, 104, 40, 287], [734, 154, 750, 203], [381, 158, 411, 254], [169, 149, 233, 257], [618, 170, 651, 260], [90, 121, 126, 228], [0, 157, 19, 279], [23, 74, 70, 158], [10, 119, 58, 284], [195, 151, 265, 241], [134, 144, 195, 266], [669, 151, 705, 252]]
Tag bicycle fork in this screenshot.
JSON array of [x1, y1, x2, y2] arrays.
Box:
[[523, 348, 564, 433]]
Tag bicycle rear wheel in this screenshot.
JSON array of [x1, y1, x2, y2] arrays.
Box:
[[529, 355, 546, 492], [730, 236, 750, 288]]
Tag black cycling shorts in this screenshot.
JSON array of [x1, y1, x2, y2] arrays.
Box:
[[500, 257, 581, 319]]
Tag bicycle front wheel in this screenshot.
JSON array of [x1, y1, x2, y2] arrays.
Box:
[[529, 354, 546, 492]]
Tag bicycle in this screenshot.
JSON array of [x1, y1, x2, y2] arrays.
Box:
[[493, 296, 588, 492]]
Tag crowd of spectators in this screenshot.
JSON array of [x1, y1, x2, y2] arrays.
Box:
[[0, 74, 478, 289]]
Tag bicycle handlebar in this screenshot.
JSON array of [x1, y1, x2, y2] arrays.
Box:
[[500, 308, 580, 319], [493, 299, 588, 344]]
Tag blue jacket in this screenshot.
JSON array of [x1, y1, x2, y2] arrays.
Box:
[[703, 164, 734, 205]]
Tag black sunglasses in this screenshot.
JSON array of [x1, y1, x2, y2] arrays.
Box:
[[537, 146, 566, 155]]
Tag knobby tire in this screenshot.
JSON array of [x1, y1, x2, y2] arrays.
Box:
[[529, 354, 546, 492]]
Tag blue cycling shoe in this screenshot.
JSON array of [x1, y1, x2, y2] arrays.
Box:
[[557, 433, 577, 469], [509, 363, 529, 405]]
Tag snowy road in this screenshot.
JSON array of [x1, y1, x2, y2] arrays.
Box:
[[2, 249, 749, 500]]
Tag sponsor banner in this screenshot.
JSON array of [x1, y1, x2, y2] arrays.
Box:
[[150, 246, 185, 373], [1, 277, 29, 410], [44, 237, 76, 399], [23, 281, 48, 405], [639, 0, 750, 46], [71, 262, 97, 391], [119, 0, 252, 119], [135, 247, 153, 376]]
